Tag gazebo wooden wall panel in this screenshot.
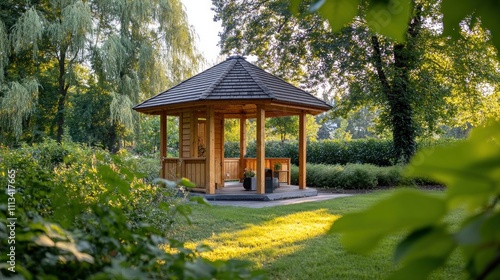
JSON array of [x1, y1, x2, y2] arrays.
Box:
[[181, 112, 192, 158], [183, 158, 207, 188], [224, 158, 240, 180], [163, 158, 180, 181]]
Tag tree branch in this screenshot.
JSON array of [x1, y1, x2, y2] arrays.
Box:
[[370, 35, 391, 94]]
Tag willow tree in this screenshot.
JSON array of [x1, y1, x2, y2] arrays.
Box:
[[0, 0, 200, 146], [213, 0, 500, 162]]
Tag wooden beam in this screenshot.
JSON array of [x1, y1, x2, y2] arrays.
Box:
[[160, 113, 167, 179], [256, 105, 266, 194], [239, 117, 246, 181], [299, 111, 307, 189], [206, 105, 216, 194]]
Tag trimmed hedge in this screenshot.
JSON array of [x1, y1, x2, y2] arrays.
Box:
[[226, 138, 459, 166], [290, 163, 436, 190]]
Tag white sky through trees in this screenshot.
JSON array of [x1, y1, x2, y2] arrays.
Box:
[[181, 0, 222, 67]]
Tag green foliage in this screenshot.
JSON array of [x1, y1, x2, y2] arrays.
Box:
[[0, 78, 39, 140], [0, 0, 202, 146], [215, 0, 500, 164], [225, 141, 240, 158], [329, 122, 500, 279], [67, 86, 121, 150], [232, 138, 456, 167], [134, 115, 179, 157], [441, 0, 500, 54], [290, 163, 427, 189], [292, 0, 411, 42], [265, 116, 299, 142], [0, 140, 263, 279], [340, 164, 378, 189]]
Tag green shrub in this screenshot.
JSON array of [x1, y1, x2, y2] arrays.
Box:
[[375, 165, 405, 186], [0, 140, 262, 279], [340, 164, 378, 189], [290, 163, 438, 189], [225, 141, 240, 158], [228, 138, 460, 166]]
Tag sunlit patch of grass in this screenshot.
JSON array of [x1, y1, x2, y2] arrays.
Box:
[[181, 209, 340, 267], [166, 190, 465, 279]]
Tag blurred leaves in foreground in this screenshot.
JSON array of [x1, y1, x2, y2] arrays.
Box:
[[330, 121, 500, 280]]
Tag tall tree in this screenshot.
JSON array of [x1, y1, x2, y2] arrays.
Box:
[[213, 0, 500, 162], [0, 0, 201, 147]]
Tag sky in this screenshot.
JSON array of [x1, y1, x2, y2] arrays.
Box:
[[181, 0, 223, 66]]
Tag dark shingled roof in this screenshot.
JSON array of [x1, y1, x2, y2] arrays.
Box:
[[133, 55, 331, 112]]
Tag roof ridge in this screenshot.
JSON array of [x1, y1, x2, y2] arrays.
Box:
[[198, 58, 237, 100], [238, 59, 276, 99]]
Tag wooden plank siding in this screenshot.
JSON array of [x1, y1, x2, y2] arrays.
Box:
[[162, 158, 207, 188], [184, 158, 207, 188], [224, 158, 240, 180], [181, 112, 191, 158], [163, 158, 180, 181]]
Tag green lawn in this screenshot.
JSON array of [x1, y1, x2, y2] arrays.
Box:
[[167, 190, 466, 279]]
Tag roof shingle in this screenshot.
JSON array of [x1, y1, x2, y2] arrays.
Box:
[[133, 55, 331, 112]]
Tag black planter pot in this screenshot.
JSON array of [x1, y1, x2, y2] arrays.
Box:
[[243, 178, 252, 190]]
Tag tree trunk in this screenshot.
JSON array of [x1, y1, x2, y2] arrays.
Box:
[[370, 4, 422, 163], [390, 43, 416, 162], [55, 50, 68, 143]]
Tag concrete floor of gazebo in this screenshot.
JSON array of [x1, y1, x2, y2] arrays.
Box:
[[189, 181, 318, 201]]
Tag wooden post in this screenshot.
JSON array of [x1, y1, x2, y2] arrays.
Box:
[[160, 113, 167, 179], [299, 112, 307, 189], [256, 105, 265, 194], [190, 112, 198, 157], [220, 116, 225, 188], [206, 106, 216, 194], [239, 117, 246, 180]]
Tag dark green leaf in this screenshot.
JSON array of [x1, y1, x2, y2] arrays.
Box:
[[394, 226, 455, 265], [318, 0, 359, 32], [289, 0, 304, 14], [329, 189, 446, 253], [366, 0, 412, 42], [455, 213, 487, 245], [441, 0, 476, 38], [405, 122, 500, 209], [387, 257, 448, 280]]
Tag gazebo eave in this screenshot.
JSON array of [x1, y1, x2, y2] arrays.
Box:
[[133, 99, 330, 117]]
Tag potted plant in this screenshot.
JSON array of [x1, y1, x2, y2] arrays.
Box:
[[243, 169, 255, 191], [274, 162, 282, 171], [273, 163, 282, 187]]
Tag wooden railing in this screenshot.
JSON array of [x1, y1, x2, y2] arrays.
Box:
[[223, 157, 291, 185], [224, 158, 240, 180], [162, 158, 207, 188], [165, 157, 292, 188]]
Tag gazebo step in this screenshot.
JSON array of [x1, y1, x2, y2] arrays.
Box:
[[189, 187, 206, 193]]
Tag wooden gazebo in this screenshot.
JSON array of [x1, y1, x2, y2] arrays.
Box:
[[133, 55, 331, 194]]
